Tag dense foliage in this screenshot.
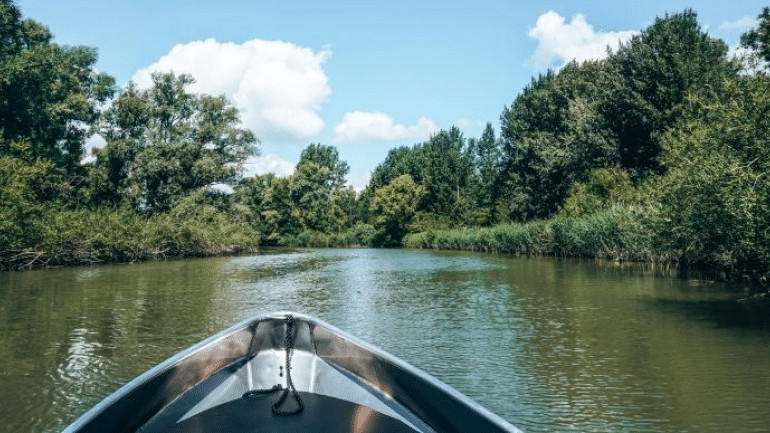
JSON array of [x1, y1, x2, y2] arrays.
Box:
[[93, 73, 256, 212], [0, 1, 258, 268], [369, 8, 770, 287], [0, 0, 114, 171], [0, 1, 768, 289]]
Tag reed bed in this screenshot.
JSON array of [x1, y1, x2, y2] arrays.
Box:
[[404, 208, 659, 262]]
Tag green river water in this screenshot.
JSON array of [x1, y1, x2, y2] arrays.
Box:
[[1, 248, 769, 432]]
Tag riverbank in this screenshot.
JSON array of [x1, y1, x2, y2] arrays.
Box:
[[402, 208, 768, 292], [7, 207, 766, 295], [0, 205, 258, 271], [403, 208, 655, 259]]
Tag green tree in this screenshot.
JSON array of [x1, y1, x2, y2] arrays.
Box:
[[741, 7, 770, 66], [272, 143, 354, 235], [365, 128, 475, 227], [368, 145, 426, 190], [234, 174, 296, 244], [604, 9, 734, 176], [498, 61, 617, 221], [370, 174, 425, 246], [560, 167, 634, 218], [95, 73, 257, 211], [296, 143, 350, 189], [470, 122, 503, 224], [0, 156, 49, 250], [655, 75, 770, 275], [0, 0, 115, 171], [420, 127, 473, 221], [329, 186, 358, 233], [362, 144, 425, 222], [289, 162, 334, 232]]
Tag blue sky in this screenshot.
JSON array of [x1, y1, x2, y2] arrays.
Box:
[[16, 0, 768, 189]]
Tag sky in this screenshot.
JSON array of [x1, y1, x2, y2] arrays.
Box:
[[16, 0, 768, 190]]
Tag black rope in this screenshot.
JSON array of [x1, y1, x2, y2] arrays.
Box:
[[242, 314, 304, 416], [271, 314, 304, 415], [243, 384, 282, 397]]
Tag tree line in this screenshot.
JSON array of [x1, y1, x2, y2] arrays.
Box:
[[1, 0, 768, 287]]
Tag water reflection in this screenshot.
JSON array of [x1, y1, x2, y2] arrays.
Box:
[[0, 249, 768, 432]]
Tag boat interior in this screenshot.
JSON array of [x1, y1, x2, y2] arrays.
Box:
[[65, 313, 519, 433]]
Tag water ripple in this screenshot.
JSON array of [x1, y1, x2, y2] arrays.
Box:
[[1, 249, 769, 432]]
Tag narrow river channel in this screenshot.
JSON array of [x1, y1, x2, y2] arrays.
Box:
[[1, 248, 768, 432]]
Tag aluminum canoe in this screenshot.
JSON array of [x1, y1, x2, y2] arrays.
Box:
[[64, 312, 522, 433]]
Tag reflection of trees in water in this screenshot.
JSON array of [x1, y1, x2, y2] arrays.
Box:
[[0, 259, 222, 431], [592, 259, 768, 293], [1, 249, 768, 433]]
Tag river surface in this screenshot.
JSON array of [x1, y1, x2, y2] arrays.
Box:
[[1, 248, 769, 432]]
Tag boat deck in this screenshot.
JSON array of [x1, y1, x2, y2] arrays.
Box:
[[64, 313, 520, 433], [153, 391, 418, 432], [137, 350, 435, 432]]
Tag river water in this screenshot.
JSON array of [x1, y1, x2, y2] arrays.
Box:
[[0, 248, 768, 432]]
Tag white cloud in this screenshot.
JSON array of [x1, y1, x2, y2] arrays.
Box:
[[347, 173, 371, 193], [81, 134, 107, 164], [131, 38, 331, 144], [719, 15, 757, 31], [209, 183, 235, 194], [243, 154, 295, 178], [730, 44, 752, 60], [333, 111, 438, 143], [528, 10, 638, 69], [453, 118, 487, 132]]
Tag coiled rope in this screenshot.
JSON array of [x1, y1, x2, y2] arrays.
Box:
[[243, 314, 304, 416]]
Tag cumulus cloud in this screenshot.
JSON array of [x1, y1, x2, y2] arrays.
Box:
[[347, 173, 371, 193], [243, 154, 295, 178], [132, 38, 331, 144], [333, 111, 438, 143], [528, 10, 638, 69], [453, 118, 487, 132], [719, 15, 757, 31], [81, 134, 107, 164]]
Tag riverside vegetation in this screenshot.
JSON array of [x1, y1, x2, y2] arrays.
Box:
[[0, 1, 768, 290]]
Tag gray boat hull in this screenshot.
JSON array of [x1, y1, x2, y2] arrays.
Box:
[[64, 312, 521, 433]]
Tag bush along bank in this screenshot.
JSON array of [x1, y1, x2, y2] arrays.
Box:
[[404, 207, 767, 291], [403, 208, 655, 259], [278, 224, 377, 248], [0, 196, 259, 271]]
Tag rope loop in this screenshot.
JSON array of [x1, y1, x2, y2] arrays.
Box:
[[272, 314, 304, 415], [242, 314, 304, 416]]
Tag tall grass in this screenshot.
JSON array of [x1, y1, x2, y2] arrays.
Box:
[[404, 207, 659, 262], [404, 220, 549, 254], [549, 207, 657, 261], [0, 204, 259, 270]]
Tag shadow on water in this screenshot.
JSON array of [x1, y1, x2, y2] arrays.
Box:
[[644, 296, 770, 331]]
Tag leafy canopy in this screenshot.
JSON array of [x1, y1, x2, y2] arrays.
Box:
[[0, 0, 115, 171], [741, 7, 770, 66], [605, 9, 733, 175], [94, 72, 257, 212]]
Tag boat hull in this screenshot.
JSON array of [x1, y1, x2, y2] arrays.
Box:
[[64, 312, 521, 433]]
